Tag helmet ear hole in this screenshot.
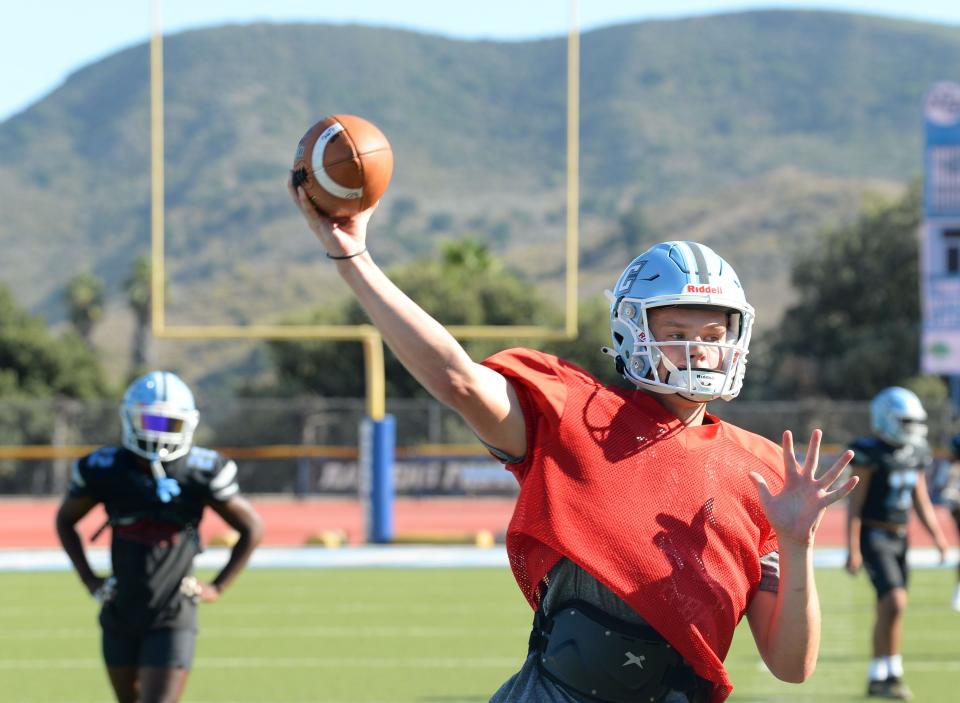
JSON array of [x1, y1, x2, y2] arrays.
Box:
[[613, 332, 624, 345]]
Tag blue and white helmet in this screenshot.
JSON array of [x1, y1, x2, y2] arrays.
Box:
[[870, 387, 928, 447], [603, 241, 755, 402], [120, 371, 199, 462]]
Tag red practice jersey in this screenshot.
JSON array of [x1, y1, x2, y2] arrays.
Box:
[[482, 348, 785, 702]]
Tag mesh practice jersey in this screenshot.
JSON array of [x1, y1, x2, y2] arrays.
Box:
[[482, 349, 785, 703], [69, 445, 240, 634]]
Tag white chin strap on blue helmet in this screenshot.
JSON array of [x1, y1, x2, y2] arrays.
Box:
[[870, 386, 928, 447], [602, 241, 755, 402], [120, 371, 199, 465]]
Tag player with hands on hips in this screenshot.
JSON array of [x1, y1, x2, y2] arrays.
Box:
[[289, 179, 857, 703], [55, 371, 263, 703], [845, 386, 949, 700]]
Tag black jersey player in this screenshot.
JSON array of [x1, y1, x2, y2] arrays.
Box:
[[845, 387, 949, 700], [55, 371, 263, 703]]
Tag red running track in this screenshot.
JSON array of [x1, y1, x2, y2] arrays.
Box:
[[1, 498, 955, 549], [1, 497, 516, 548]]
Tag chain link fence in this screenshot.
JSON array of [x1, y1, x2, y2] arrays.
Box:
[[1, 396, 956, 496]]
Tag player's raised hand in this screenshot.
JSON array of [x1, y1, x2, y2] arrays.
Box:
[[287, 174, 377, 259], [750, 429, 858, 548]]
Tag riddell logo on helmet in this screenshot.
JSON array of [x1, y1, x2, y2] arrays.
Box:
[[686, 284, 723, 294]]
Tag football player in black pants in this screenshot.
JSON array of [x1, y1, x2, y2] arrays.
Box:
[[845, 387, 949, 700], [56, 371, 263, 703]]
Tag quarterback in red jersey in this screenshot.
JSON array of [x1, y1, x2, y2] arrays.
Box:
[[289, 182, 858, 703]]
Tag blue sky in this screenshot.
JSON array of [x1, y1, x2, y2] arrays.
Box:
[[2, 0, 960, 122]]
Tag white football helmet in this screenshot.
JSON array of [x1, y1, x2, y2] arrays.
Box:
[[870, 387, 928, 447], [603, 241, 755, 402], [120, 371, 199, 462]]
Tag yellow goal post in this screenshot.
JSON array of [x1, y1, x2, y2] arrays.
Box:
[[148, 0, 581, 418]]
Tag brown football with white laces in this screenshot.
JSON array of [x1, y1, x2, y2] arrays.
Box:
[[291, 114, 393, 217]]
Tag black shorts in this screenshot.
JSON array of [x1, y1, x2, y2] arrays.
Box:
[[860, 526, 908, 598], [102, 627, 197, 670]]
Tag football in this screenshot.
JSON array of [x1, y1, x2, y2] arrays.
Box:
[[291, 114, 393, 217]]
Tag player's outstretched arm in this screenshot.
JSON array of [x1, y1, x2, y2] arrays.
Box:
[[746, 430, 857, 682], [288, 178, 527, 458]]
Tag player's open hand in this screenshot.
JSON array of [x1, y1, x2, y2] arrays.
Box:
[[750, 430, 858, 549], [287, 175, 376, 259]]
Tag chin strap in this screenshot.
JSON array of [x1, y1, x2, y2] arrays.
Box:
[[604, 343, 726, 401], [149, 459, 167, 481], [600, 346, 626, 377], [149, 455, 182, 503], [658, 353, 723, 401]]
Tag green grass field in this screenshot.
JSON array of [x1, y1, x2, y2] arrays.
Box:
[[1, 566, 958, 702]]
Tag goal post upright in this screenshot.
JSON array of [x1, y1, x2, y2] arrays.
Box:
[[147, 0, 581, 542]]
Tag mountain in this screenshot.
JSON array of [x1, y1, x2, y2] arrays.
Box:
[[1, 10, 955, 386]]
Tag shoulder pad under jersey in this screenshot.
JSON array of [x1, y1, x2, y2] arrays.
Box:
[[185, 447, 240, 501], [69, 446, 123, 495], [85, 446, 122, 469], [185, 446, 220, 471], [848, 436, 883, 467]]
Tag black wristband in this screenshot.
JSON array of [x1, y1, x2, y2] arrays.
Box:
[[326, 248, 367, 260]]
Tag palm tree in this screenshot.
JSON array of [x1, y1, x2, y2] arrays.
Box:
[[63, 271, 105, 347], [123, 256, 152, 375], [440, 238, 496, 274]]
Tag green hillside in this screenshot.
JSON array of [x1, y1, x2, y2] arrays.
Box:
[[0, 9, 953, 384]]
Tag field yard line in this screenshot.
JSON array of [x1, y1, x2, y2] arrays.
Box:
[[751, 660, 960, 674], [0, 656, 520, 669], [0, 624, 527, 638], [2, 656, 960, 671], [6, 623, 960, 641], [0, 603, 516, 616]]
